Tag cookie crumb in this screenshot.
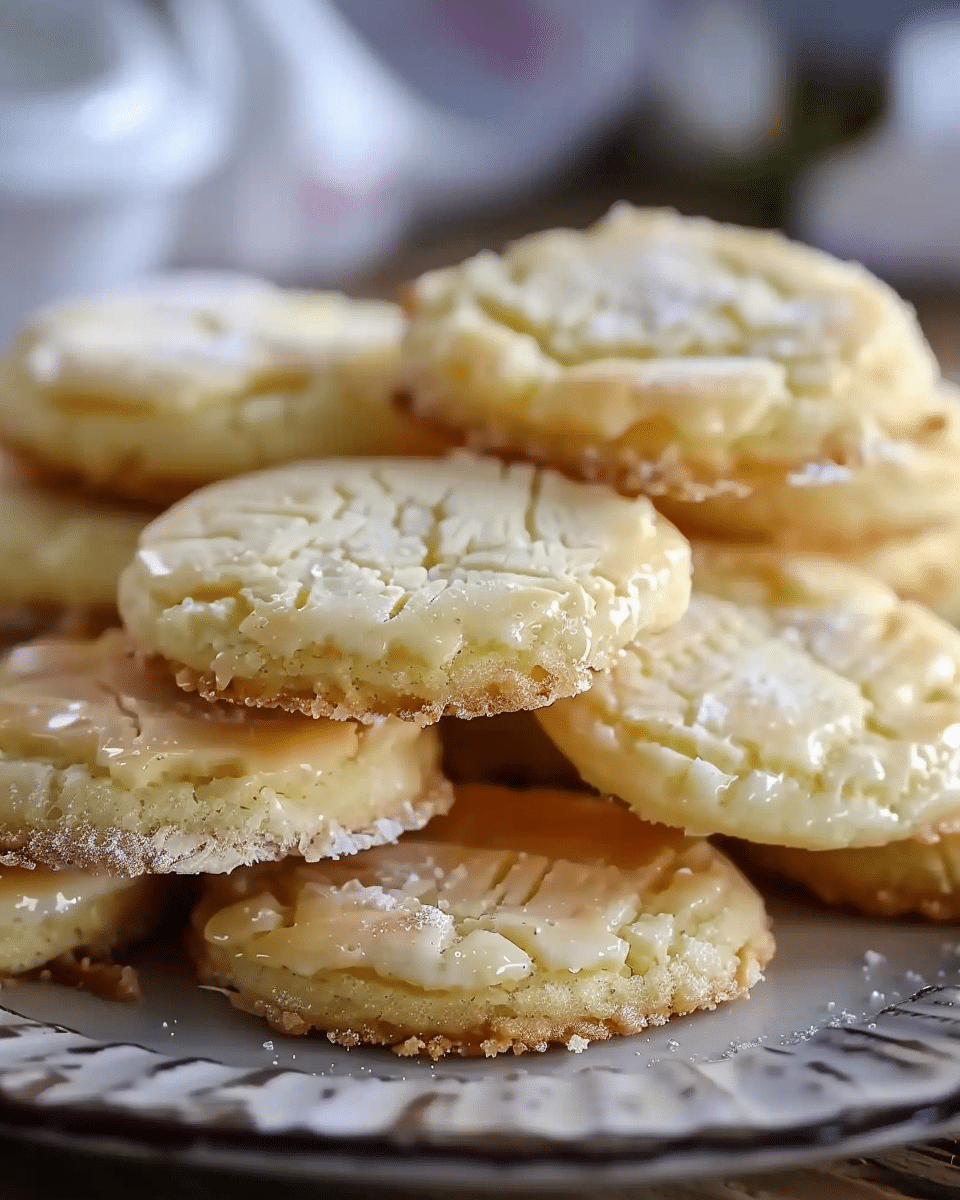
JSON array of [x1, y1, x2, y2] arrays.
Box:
[[32, 952, 142, 1002], [395, 1036, 425, 1058]]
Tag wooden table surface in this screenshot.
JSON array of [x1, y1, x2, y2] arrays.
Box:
[[2, 1132, 959, 1198]]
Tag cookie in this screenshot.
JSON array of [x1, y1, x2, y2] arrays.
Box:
[[656, 389, 960, 550], [402, 205, 941, 500], [0, 279, 428, 504], [538, 548, 960, 849], [190, 784, 773, 1058], [676, 535, 960, 628], [676, 531, 960, 627], [118, 454, 691, 724], [847, 523, 960, 626], [0, 632, 451, 875], [0, 865, 172, 976], [439, 711, 583, 789], [0, 448, 151, 635], [739, 837, 960, 921]]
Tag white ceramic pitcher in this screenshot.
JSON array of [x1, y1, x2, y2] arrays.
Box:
[[178, 0, 657, 278], [0, 0, 656, 341]]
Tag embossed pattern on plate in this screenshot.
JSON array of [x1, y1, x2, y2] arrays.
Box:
[[0, 898, 957, 1186]]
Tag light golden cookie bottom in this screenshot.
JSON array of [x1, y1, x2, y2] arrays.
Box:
[[684, 529, 960, 629], [395, 393, 756, 503], [172, 652, 591, 725], [0, 867, 173, 976], [0, 447, 154, 611], [6, 409, 455, 508], [195, 954, 763, 1059], [739, 836, 960, 921], [654, 401, 960, 551], [190, 786, 773, 1058], [0, 780, 451, 877]]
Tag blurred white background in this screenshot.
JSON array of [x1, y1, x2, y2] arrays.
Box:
[[0, 0, 957, 341]]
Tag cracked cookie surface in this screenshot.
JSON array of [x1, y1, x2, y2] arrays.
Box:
[[118, 454, 691, 723], [0, 631, 450, 874], [402, 205, 941, 499], [0, 280, 429, 503], [538, 549, 960, 849], [191, 784, 772, 1057]]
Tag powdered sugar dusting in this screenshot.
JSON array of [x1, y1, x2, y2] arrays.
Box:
[[0, 780, 451, 876], [787, 462, 854, 487]]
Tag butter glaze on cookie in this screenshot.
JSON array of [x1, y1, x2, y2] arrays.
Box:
[[539, 549, 960, 849], [0, 632, 450, 874], [191, 785, 772, 1057], [118, 454, 691, 723]]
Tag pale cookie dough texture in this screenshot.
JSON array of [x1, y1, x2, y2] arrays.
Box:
[[118, 455, 691, 723], [848, 522, 960, 627], [402, 205, 942, 500], [0, 280, 427, 504], [0, 447, 150, 628], [538, 548, 960, 850], [0, 866, 172, 975], [657, 389, 960, 550], [740, 836, 960, 922], [191, 784, 773, 1058], [0, 632, 450, 875], [684, 526, 960, 628]]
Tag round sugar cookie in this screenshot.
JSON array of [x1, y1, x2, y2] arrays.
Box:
[[118, 454, 691, 724], [0, 280, 428, 504], [0, 632, 450, 875], [538, 549, 960, 850], [656, 390, 960, 550], [402, 204, 941, 500], [190, 784, 773, 1058], [738, 836, 960, 921], [0, 448, 151, 636], [0, 866, 172, 976]]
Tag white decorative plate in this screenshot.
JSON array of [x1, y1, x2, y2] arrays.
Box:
[[1, 893, 960, 1191]]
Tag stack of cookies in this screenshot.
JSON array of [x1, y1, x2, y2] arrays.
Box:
[[402, 206, 960, 929], [0, 276, 432, 643], [0, 206, 955, 1060], [402, 205, 960, 620], [0, 276, 451, 990]]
